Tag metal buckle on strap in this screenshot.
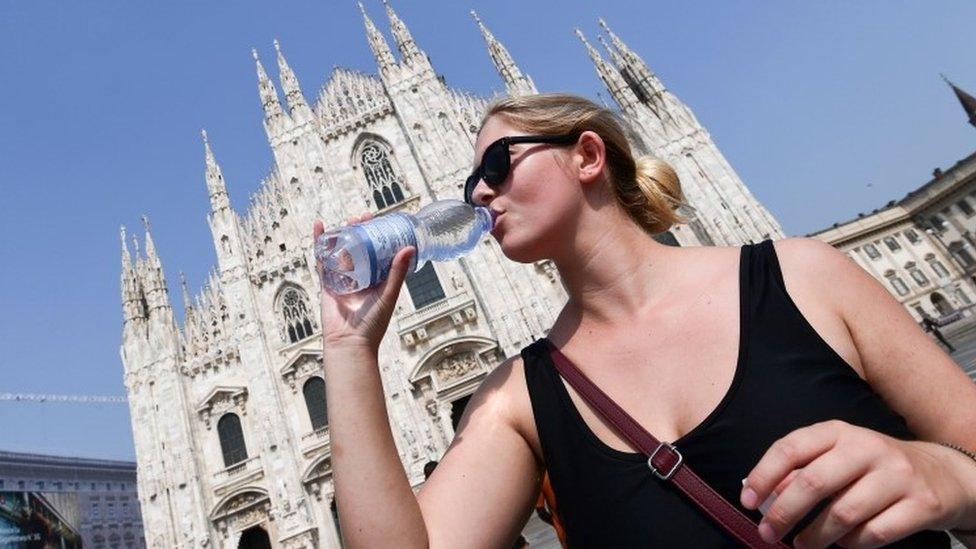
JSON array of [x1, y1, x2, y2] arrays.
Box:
[[648, 442, 683, 480]]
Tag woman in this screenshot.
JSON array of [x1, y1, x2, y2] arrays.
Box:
[[312, 94, 976, 548]]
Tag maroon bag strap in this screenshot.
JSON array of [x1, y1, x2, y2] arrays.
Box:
[[548, 343, 789, 549]]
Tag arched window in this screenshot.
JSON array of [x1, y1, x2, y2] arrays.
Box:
[[405, 262, 446, 309], [303, 377, 328, 431], [279, 286, 315, 344], [217, 413, 248, 467], [360, 142, 405, 209]]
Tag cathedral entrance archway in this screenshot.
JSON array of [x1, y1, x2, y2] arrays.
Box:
[[237, 525, 272, 549]]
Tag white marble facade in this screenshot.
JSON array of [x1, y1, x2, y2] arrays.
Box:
[[119, 5, 784, 548]]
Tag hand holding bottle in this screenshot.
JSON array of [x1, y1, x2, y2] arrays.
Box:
[[313, 212, 415, 353]]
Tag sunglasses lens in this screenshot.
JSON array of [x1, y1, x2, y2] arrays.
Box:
[[464, 174, 478, 204], [482, 143, 509, 185]]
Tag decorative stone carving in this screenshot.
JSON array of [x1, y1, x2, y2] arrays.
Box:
[[196, 386, 248, 429], [280, 351, 323, 393], [434, 352, 478, 385]]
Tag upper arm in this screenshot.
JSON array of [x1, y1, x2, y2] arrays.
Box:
[[416, 355, 543, 549], [776, 237, 976, 450]]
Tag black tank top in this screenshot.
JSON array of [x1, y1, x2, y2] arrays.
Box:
[[521, 240, 950, 548]]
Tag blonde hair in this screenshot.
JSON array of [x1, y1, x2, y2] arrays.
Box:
[[481, 93, 687, 235]]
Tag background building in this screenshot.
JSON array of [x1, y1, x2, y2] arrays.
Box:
[[810, 78, 976, 324], [0, 450, 145, 548], [119, 4, 783, 548]]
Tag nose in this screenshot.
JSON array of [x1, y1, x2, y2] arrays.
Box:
[[470, 177, 496, 208]]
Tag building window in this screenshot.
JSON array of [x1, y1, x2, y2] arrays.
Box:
[[93, 503, 101, 519], [958, 199, 975, 217], [957, 248, 976, 268], [930, 260, 950, 278], [217, 413, 248, 467], [864, 243, 881, 260], [931, 215, 948, 231], [360, 142, 405, 210], [909, 268, 929, 286], [405, 262, 446, 309], [278, 286, 316, 344], [904, 229, 920, 244], [889, 276, 910, 296], [883, 237, 901, 252], [303, 377, 328, 431], [956, 288, 973, 305]]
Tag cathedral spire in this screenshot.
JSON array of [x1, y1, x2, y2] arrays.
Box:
[[383, 0, 428, 67], [358, 1, 397, 75], [140, 215, 172, 314], [142, 215, 159, 269], [597, 18, 666, 104], [273, 39, 314, 123], [120, 225, 146, 323], [179, 271, 193, 313], [943, 74, 976, 129], [575, 28, 640, 114], [202, 130, 230, 212], [471, 10, 536, 96], [252, 48, 292, 134], [121, 224, 133, 274]]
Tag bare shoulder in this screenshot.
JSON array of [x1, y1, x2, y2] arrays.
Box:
[[480, 352, 538, 444]]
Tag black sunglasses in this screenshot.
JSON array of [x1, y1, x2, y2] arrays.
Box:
[[464, 134, 578, 206]]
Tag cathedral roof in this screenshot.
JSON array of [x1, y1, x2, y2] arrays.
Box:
[[314, 68, 392, 136]]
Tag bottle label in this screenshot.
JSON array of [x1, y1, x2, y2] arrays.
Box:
[[353, 213, 417, 285]]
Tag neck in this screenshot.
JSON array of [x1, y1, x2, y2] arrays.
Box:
[[550, 200, 682, 332]]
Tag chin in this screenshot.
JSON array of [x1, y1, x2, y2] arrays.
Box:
[[496, 233, 549, 264]]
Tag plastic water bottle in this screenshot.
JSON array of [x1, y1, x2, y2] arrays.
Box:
[[315, 199, 495, 295]]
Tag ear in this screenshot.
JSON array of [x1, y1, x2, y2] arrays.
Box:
[[574, 130, 606, 186]]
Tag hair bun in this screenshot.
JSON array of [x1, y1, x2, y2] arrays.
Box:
[[632, 156, 686, 234]]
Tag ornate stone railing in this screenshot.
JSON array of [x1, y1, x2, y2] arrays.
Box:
[[395, 293, 477, 346], [212, 455, 263, 488]]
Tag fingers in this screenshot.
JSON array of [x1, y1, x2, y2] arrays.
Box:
[[379, 246, 415, 306], [743, 421, 844, 511], [836, 499, 917, 548], [758, 449, 871, 544], [793, 471, 901, 548]]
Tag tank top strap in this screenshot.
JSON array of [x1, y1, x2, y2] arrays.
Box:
[[741, 239, 792, 330]]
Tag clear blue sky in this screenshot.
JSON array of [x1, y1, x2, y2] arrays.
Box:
[[1, 1, 974, 461]]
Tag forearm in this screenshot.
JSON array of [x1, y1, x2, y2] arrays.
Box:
[[324, 344, 428, 548]]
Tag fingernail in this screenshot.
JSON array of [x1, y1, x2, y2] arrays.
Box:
[[758, 521, 777, 543], [741, 487, 759, 508]]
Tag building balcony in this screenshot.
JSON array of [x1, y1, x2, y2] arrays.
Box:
[[396, 293, 477, 346], [300, 427, 331, 458], [212, 455, 264, 496]]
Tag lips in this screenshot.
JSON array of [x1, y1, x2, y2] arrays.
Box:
[[490, 211, 505, 234]]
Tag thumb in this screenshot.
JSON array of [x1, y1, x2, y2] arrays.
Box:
[[379, 245, 416, 305]]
